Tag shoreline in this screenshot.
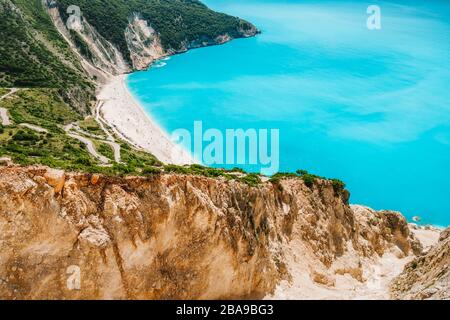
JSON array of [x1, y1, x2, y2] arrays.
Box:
[[97, 74, 195, 165], [95, 77, 448, 228]]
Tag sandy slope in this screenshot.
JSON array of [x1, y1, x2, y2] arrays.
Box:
[[267, 222, 440, 300]]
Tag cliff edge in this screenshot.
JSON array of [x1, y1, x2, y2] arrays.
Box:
[[0, 166, 423, 299]]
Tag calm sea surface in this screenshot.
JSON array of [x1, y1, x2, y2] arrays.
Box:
[[127, 0, 450, 226]]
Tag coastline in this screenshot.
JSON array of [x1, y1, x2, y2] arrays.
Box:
[[97, 74, 195, 165], [96, 76, 448, 228]]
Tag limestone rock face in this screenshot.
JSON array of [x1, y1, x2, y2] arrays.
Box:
[[351, 205, 423, 257], [43, 168, 66, 194], [47, 5, 131, 75], [391, 237, 450, 300], [439, 227, 450, 242], [124, 14, 166, 71], [0, 166, 420, 300]]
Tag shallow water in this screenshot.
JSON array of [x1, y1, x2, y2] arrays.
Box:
[[127, 0, 450, 226]]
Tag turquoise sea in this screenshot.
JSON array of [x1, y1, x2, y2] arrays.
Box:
[[127, 0, 450, 226]]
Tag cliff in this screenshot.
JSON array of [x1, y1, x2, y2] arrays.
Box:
[[1, 1, 447, 301], [51, 0, 259, 75], [0, 165, 421, 299], [391, 227, 450, 300]]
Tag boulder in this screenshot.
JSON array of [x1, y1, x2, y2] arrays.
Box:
[[439, 227, 450, 242], [90, 174, 100, 185], [44, 168, 65, 194]]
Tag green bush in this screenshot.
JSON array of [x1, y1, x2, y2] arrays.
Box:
[[164, 164, 190, 174], [57, 0, 256, 62], [296, 169, 308, 176], [269, 172, 297, 183], [241, 173, 262, 186], [12, 130, 39, 142], [331, 179, 346, 194], [142, 166, 162, 175], [302, 174, 316, 188]]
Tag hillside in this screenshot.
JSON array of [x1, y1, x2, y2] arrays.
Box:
[[0, 0, 94, 113], [56, 0, 258, 64], [0, 0, 258, 174], [1, 0, 448, 301]]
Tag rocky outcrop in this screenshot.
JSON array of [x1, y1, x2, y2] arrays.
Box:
[[46, 3, 258, 77], [0, 166, 419, 300], [125, 13, 166, 71], [351, 205, 423, 257], [440, 227, 450, 242], [167, 22, 259, 56], [47, 5, 131, 80], [391, 231, 450, 300], [170, 24, 259, 55]]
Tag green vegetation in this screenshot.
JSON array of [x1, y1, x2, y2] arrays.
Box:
[[12, 130, 40, 142], [0, 124, 98, 171], [161, 164, 263, 186], [268, 169, 347, 197], [0, 0, 348, 198], [0, 89, 161, 175], [77, 117, 106, 138], [163, 164, 229, 178], [296, 169, 308, 176], [57, 0, 255, 63], [0, 123, 161, 175], [69, 29, 95, 63], [240, 173, 262, 186], [120, 143, 161, 169], [0, 0, 94, 107], [331, 179, 346, 194], [270, 171, 315, 188], [269, 172, 298, 184], [302, 174, 316, 188], [142, 166, 162, 175], [3, 89, 81, 131], [94, 141, 114, 160]]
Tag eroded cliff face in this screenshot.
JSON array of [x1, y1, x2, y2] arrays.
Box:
[[46, 2, 259, 78], [0, 166, 420, 300], [125, 14, 166, 71], [391, 228, 450, 300], [167, 22, 259, 56], [47, 5, 131, 81]]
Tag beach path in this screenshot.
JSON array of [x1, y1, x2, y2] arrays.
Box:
[[19, 123, 48, 133], [0, 88, 18, 126]]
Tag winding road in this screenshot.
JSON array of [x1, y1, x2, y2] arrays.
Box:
[[1, 88, 121, 165], [19, 123, 48, 133], [64, 121, 122, 164], [95, 101, 123, 162], [0, 88, 18, 126], [67, 131, 110, 164]]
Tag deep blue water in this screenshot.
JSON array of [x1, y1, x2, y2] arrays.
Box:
[[127, 0, 450, 226]]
